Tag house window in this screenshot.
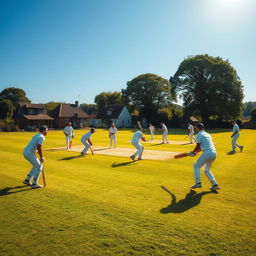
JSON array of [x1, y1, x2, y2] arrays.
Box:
[[28, 108, 36, 115], [107, 110, 112, 116]]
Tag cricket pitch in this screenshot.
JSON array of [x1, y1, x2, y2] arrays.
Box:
[[46, 145, 180, 160]]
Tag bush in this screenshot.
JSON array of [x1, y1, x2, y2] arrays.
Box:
[[244, 121, 256, 129], [0, 119, 19, 132]]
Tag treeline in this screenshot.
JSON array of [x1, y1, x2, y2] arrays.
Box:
[[1, 54, 255, 128]]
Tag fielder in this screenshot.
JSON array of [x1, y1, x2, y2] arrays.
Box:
[[109, 123, 118, 148], [149, 123, 155, 140], [80, 128, 95, 156], [187, 122, 196, 143], [130, 128, 146, 161], [22, 126, 48, 189], [190, 123, 220, 191], [160, 122, 169, 144], [231, 120, 244, 153], [63, 122, 74, 150]]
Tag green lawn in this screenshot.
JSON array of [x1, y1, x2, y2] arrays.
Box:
[[0, 129, 255, 256]]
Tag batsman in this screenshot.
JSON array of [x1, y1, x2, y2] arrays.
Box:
[[176, 123, 220, 191], [22, 126, 48, 189]]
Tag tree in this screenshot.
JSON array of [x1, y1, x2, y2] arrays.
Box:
[[251, 108, 256, 121], [0, 87, 30, 107], [45, 101, 61, 112], [0, 99, 14, 119], [170, 55, 244, 124], [94, 91, 122, 110], [122, 73, 175, 121], [79, 103, 98, 114]]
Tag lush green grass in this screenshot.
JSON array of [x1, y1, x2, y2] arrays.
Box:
[[0, 129, 255, 256]]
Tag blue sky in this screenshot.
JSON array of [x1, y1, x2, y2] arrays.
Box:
[[0, 0, 255, 104]]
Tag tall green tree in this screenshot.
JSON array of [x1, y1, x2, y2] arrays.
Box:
[[170, 55, 244, 124], [0, 87, 30, 119], [94, 91, 122, 110], [79, 103, 98, 114], [122, 73, 175, 121], [0, 99, 14, 119], [0, 87, 30, 107], [251, 108, 256, 121]]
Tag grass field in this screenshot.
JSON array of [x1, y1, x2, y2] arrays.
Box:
[[0, 128, 255, 256]]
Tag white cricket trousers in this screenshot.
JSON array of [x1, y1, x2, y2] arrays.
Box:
[[162, 132, 169, 143], [194, 150, 217, 185], [65, 135, 72, 149], [232, 134, 241, 151], [150, 131, 154, 140], [110, 135, 117, 148], [132, 141, 144, 158], [81, 139, 90, 154], [23, 151, 42, 184]]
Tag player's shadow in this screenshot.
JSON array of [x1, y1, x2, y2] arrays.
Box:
[[93, 147, 110, 151], [111, 161, 135, 168], [58, 155, 82, 161], [227, 151, 236, 155], [0, 185, 31, 197], [45, 148, 66, 151], [160, 186, 217, 214], [180, 142, 193, 145], [151, 143, 165, 146]]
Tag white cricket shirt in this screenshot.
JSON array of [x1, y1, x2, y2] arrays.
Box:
[[24, 133, 45, 154], [196, 130, 216, 152], [132, 130, 143, 143]]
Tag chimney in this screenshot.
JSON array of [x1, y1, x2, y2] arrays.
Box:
[[75, 101, 79, 107]]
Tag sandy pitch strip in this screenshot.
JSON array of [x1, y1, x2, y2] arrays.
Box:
[[143, 140, 189, 144], [46, 145, 180, 160]]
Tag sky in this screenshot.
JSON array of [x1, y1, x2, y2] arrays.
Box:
[[0, 0, 255, 105]]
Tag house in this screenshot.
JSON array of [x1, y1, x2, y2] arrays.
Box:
[[93, 104, 132, 128], [49, 101, 89, 128], [15, 103, 54, 130], [88, 113, 102, 127]]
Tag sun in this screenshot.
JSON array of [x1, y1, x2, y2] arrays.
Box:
[[201, 0, 254, 30]]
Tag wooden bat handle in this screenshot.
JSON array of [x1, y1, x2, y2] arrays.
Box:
[[42, 165, 47, 187]]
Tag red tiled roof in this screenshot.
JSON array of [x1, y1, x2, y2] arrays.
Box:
[[88, 113, 97, 119], [51, 103, 89, 118]]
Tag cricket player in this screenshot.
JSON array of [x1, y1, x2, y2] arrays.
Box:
[[63, 122, 74, 150], [190, 123, 220, 191], [187, 122, 196, 143], [22, 126, 48, 189], [130, 128, 146, 161], [231, 120, 244, 153], [149, 123, 155, 140], [160, 122, 169, 144], [81, 128, 95, 156], [109, 123, 118, 148]]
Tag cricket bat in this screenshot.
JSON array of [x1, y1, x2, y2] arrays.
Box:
[[89, 145, 94, 155], [189, 116, 200, 122], [41, 165, 47, 187], [174, 152, 189, 159], [137, 121, 142, 129]]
